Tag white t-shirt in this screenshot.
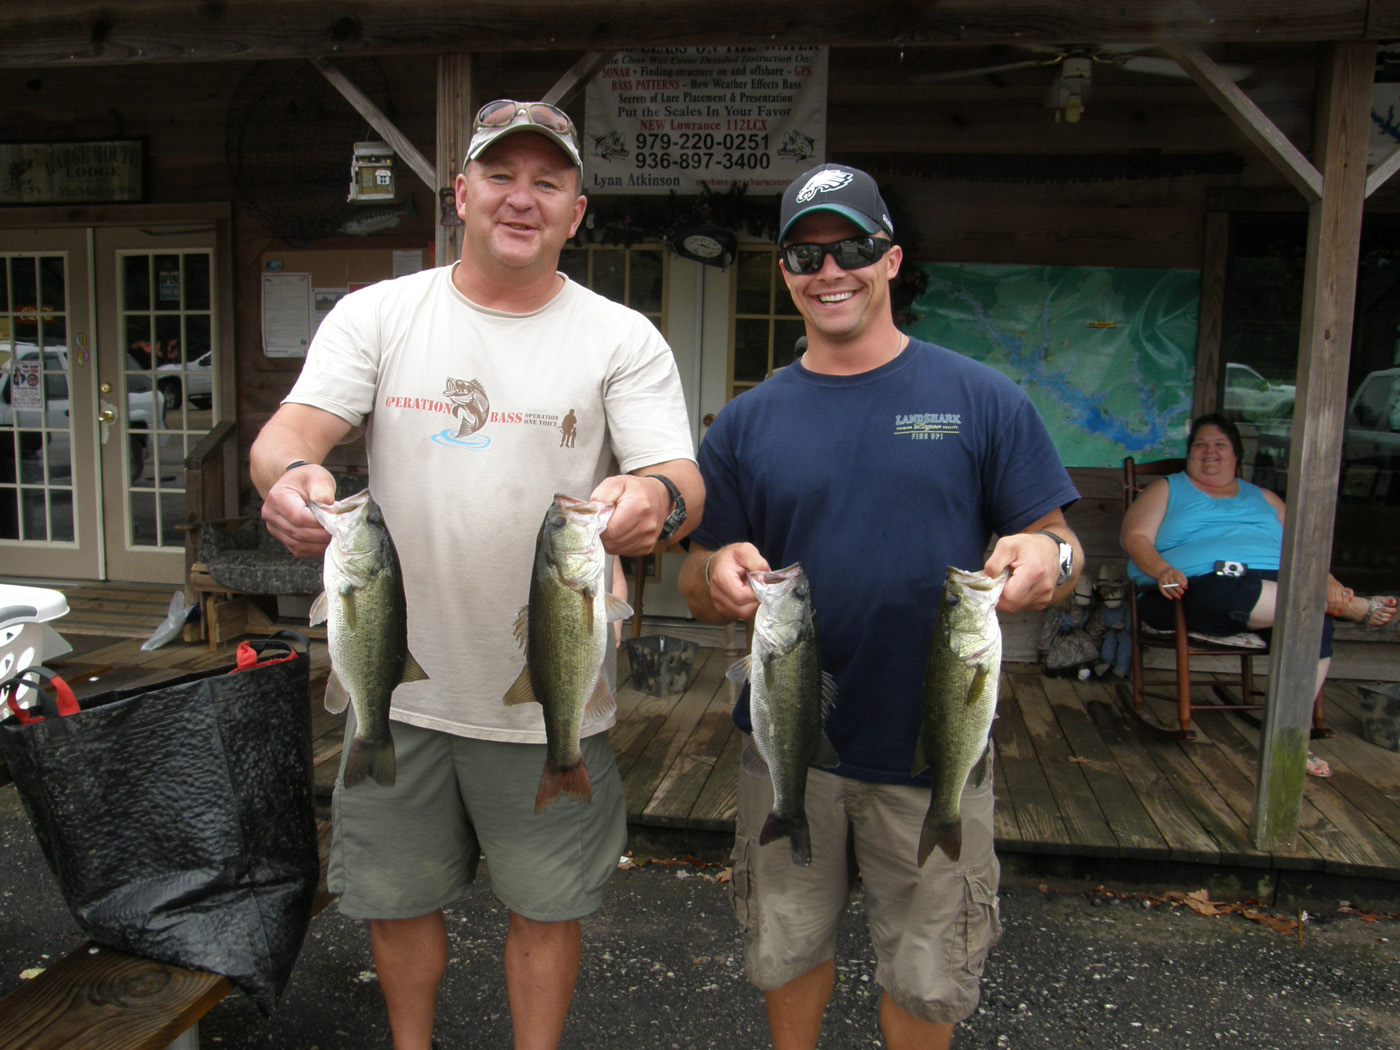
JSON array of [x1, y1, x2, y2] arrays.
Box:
[[285, 266, 695, 742]]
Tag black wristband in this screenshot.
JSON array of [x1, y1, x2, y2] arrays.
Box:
[[283, 460, 311, 474]]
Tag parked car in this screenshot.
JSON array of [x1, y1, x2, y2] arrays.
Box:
[[1250, 367, 1400, 503], [0, 346, 160, 484], [1222, 362, 1296, 421], [156, 350, 213, 411]]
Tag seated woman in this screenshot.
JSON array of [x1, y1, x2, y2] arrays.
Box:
[[1121, 413, 1396, 700]]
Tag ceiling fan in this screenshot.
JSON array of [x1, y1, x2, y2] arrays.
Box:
[[912, 45, 1254, 123]]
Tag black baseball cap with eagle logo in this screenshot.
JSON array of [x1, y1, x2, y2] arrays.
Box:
[[778, 164, 894, 244]]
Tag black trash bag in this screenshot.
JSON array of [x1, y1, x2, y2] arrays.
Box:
[[0, 631, 318, 1015]]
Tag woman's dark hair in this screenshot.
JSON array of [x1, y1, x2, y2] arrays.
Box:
[[1187, 412, 1244, 460]]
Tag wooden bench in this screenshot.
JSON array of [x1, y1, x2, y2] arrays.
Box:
[[0, 820, 333, 1050]]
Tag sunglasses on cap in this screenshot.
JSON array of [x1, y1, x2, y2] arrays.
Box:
[[474, 99, 577, 139], [781, 236, 893, 276]]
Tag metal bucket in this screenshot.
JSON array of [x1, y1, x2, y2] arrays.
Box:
[[625, 635, 698, 697]]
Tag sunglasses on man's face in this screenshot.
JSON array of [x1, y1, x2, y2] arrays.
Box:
[[781, 236, 893, 276]]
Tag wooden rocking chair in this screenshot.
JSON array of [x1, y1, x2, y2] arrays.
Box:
[[1121, 456, 1329, 742]]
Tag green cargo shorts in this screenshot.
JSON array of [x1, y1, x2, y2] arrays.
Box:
[[729, 736, 1002, 1024], [328, 710, 627, 922]]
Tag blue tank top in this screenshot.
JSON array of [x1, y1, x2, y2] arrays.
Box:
[[1127, 472, 1282, 584]]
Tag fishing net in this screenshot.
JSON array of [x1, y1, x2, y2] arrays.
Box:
[[226, 58, 394, 242]]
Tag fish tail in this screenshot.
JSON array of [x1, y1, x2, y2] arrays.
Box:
[[534, 756, 593, 812], [759, 811, 812, 867], [917, 814, 962, 866], [343, 733, 397, 788]]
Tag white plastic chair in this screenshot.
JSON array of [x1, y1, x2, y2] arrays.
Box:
[[0, 584, 70, 708]]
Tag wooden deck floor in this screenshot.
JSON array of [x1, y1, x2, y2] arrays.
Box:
[[13, 581, 1400, 889]]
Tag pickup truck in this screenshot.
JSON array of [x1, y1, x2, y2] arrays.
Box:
[[1250, 367, 1400, 504], [0, 346, 160, 485]]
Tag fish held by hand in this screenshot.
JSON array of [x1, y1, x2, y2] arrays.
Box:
[[915, 566, 1009, 865], [505, 494, 633, 812], [727, 562, 838, 867], [308, 488, 429, 789]]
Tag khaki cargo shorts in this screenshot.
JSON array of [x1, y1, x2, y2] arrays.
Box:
[[329, 710, 627, 922], [730, 736, 1002, 1024]]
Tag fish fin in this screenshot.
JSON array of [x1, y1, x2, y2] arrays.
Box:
[[308, 591, 328, 626], [819, 671, 839, 716], [918, 815, 962, 866], [603, 593, 634, 621], [535, 756, 592, 812], [339, 586, 358, 631], [584, 673, 615, 720], [740, 738, 769, 776], [342, 729, 396, 789], [760, 811, 812, 867], [911, 733, 928, 777], [502, 666, 539, 706], [512, 606, 529, 648], [725, 654, 753, 685], [399, 651, 430, 685], [965, 665, 990, 707], [580, 588, 595, 635], [812, 732, 840, 769], [970, 743, 991, 788], [323, 671, 350, 714]]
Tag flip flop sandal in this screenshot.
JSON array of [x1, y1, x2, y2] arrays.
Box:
[[1361, 596, 1397, 627], [1305, 752, 1333, 778]]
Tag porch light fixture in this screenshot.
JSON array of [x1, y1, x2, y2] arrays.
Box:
[[1051, 56, 1092, 123]]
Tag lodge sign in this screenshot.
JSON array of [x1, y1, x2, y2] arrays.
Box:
[[0, 140, 144, 205]]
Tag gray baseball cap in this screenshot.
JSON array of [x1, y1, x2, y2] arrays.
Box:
[[465, 99, 582, 169]]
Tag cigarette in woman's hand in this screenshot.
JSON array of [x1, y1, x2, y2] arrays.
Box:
[[1161, 582, 1181, 590]]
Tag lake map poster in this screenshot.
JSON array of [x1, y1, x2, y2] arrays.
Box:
[[904, 263, 1200, 468]]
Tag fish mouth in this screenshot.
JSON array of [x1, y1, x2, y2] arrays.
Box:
[[748, 563, 803, 586], [307, 487, 372, 530], [947, 566, 1010, 595], [309, 487, 370, 512], [746, 562, 804, 597], [547, 494, 616, 539]]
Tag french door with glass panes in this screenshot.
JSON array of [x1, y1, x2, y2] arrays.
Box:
[[0, 226, 218, 582]]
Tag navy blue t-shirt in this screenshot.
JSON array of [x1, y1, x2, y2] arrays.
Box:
[[690, 338, 1079, 785]]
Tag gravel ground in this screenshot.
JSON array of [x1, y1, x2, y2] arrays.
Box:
[[3, 787, 1398, 1049]]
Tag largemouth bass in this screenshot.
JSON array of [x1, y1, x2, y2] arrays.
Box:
[[914, 566, 1009, 865], [309, 488, 429, 789], [505, 495, 633, 812], [727, 563, 839, 867]]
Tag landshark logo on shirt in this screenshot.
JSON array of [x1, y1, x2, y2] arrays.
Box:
[[893, 411, 961, 441]]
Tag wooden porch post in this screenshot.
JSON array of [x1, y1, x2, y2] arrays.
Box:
[[1251, 41, 1373, 849], [436, 53, 472, 268]]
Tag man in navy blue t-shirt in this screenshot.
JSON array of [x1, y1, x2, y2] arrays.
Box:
[[679, 163, 1080, 1050]]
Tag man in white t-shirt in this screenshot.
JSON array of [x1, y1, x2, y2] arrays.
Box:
[[251, 101, 702, 1050]]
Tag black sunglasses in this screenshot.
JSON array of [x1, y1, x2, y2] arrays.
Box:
[[782, 236, 893, 275]]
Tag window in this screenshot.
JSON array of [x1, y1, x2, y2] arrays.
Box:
[[730, 247, 804, 399]]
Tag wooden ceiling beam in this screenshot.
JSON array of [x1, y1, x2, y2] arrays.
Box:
[[543, 51, 614, 108], [0, 1, 1386, 68], [1164, 42, 1323, 201], [312, 57, 436, 192]]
